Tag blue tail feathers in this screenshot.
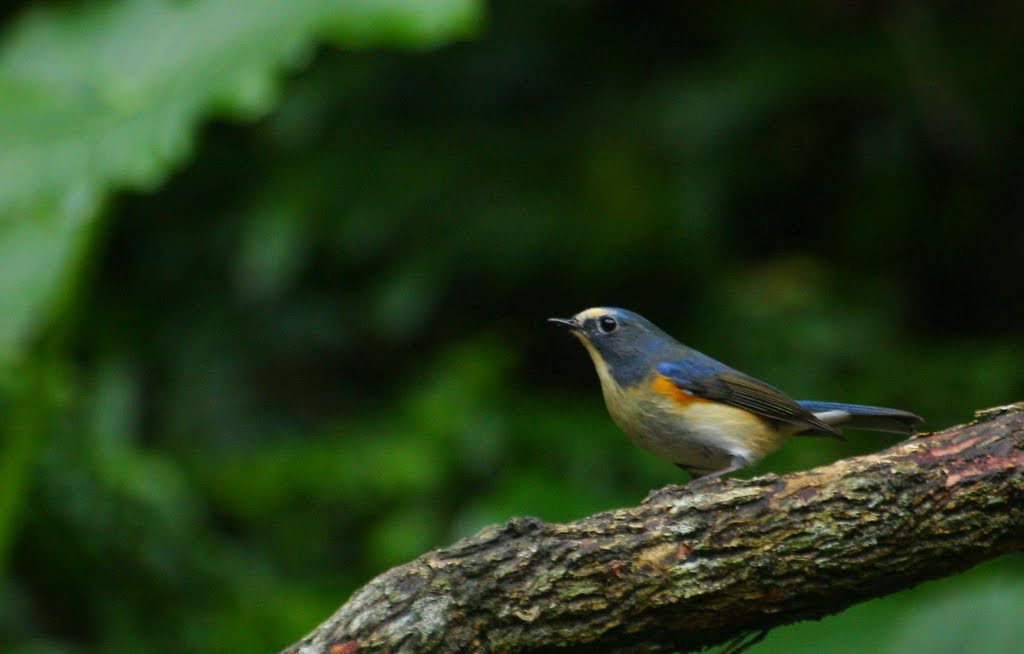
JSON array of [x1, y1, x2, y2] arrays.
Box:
[[796, 401, 923, 434]]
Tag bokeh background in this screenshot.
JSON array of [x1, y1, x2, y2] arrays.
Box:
[[2, 1, 1023, 653]]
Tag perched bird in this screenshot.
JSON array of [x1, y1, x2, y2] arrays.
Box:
[[549, 307, 922, 481]]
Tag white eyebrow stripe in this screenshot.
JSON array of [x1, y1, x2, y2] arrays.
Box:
[[574, 308, 611, 321]]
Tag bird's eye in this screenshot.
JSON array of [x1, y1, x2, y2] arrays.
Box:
[[598, 316, 618, 334]]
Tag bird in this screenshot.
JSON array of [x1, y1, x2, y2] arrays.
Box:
[[549, 307, 922, 482]]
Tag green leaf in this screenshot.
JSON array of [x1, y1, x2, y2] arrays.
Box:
[[0, 195, 97, 366], [0, 0, 482, 365]]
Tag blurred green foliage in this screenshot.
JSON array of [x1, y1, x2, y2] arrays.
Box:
[[2, 1, 1023, 653]]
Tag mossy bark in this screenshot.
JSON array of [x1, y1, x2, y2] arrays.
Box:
[[281, 404, 1024, 654]]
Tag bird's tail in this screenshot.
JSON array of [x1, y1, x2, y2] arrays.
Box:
[[796, 400, 923, 434]]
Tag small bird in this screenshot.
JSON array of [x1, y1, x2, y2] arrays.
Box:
[[550, 307, 922, 482]]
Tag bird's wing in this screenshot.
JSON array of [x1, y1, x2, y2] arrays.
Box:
[[656, 361, 844, 439]]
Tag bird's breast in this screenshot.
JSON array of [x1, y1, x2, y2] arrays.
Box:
[[600, 373, 787, 468]]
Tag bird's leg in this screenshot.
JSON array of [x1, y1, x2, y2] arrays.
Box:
[[685, 454, 750, 487]]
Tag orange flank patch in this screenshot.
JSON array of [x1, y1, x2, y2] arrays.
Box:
[[651, 375, 708, 406]]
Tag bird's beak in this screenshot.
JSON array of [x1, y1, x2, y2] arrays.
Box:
[[547, 317, 581, 331]]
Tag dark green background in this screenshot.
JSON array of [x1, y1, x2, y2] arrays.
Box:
[[2, 2, 1023, 653]]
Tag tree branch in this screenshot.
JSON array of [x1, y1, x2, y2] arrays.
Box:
[[281, 404, 1024, 654]]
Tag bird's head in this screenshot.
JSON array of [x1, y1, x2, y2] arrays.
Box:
[[548, 307, 677, 386]]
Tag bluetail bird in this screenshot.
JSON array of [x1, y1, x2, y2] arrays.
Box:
[[550, 307, 922, 481]]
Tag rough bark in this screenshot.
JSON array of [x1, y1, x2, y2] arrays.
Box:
[[282, 404, 1024, 654]]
